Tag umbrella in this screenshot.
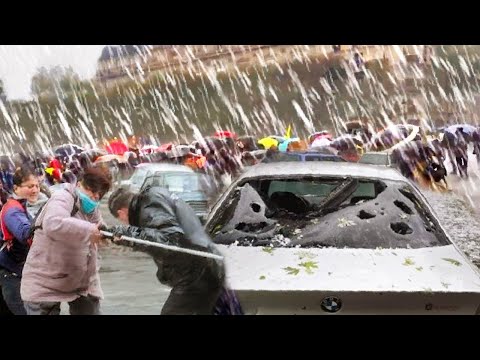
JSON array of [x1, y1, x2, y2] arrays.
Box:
[[105, 139, 129, 155], [268, 135, 287, 143], [444, 124, 477, 141], [308, 146, 339, 155], [54, 144, 84, 158], [214, 130, 237, 139], [278, 138, 302, 152], [329, 135, 363, 150], [140, 145, 161, 155], [258, 137, 279, 150], [368, 124, 418, 151], [391, 126, 421, 150], [311, 137, 332, 148], [250, 149, 267, 160], [158, 143, 174, 152], [167, 145, 192, 158], [94, 154, 127, 164], [308, 131, 333, 144], [444, 124, 476, 134], [80, 148, 107, 160]]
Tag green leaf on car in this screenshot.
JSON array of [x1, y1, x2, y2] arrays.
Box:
[[262, 247, 274, 254], [283, 267, 300, 276], [299, 261, 318, 274], [442, 258, 462, 266]]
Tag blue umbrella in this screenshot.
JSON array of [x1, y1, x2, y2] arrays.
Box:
[[278, 137, 300, 152], [444, 124, 477, 135]]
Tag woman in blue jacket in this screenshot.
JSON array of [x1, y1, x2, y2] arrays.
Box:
[[0, 166, 47, 315]]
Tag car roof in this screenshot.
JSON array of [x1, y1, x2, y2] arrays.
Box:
[[284, 151, 340, 156], [134, 163, 194, 173], [239, 162, 405, 182], [267, 151, 344, 159]]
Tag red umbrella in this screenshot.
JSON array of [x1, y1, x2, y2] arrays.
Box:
[[214, 130, 237, 139], [308, 131, 333, 144], [158, 143, 173, 152], [105, 139, 129, 155]]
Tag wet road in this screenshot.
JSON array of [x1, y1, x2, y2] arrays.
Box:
[[94, 155, 480, 315]]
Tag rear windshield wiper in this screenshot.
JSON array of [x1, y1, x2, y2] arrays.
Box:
[[317, 177, 359, 212]]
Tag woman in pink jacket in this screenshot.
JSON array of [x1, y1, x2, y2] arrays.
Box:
[[20, 167, 112, 315]]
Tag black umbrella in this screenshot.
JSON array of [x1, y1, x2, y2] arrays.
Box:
[[54, 144, 84, 158], [330, 135, 363, 151]]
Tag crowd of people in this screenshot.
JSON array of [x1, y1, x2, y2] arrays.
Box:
[[0, 123, 478, 315]]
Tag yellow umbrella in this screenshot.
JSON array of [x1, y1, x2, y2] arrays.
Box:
[[285, 124, 292, 139], [258, 137, 279, 150]]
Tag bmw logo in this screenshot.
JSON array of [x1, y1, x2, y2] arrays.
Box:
[[321, 296, 342, 313]]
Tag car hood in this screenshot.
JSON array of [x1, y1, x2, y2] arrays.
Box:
[[217, 244, 480, 293]]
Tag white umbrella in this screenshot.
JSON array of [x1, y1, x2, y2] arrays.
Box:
[[311, 137, 332, 148], [390, 125, 420, 150]]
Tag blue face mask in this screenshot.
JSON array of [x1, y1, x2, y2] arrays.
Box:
[[77, 189, 99, 214]]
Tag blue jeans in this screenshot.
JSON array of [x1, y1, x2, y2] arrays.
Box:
[[0, 268, 26, 315]]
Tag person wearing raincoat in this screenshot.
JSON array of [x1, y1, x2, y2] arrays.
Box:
[[20, 167, 112, 315], [107, 185, 225, 315]]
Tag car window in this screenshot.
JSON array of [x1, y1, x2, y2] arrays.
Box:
[[351, 182, 376, 198], [130, 168, 148, 186], [141, 172, 201, 193], [268, 179, 339, 205], [164, 173, 200, 192], [264, 153, 301, 162], [305, 155, 343, 162]]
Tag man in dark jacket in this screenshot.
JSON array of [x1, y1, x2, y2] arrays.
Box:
[[107, 186, 225, 315]]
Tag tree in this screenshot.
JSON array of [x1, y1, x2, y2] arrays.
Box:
[[30, 65, 81, 99]]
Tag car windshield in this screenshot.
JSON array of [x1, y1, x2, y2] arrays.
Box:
[[208, 176, 449, 249], [130, 168, 149, 186], [141, 172, 202, 193]]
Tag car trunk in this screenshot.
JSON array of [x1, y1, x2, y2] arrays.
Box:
[[217, 244, 480, 315]]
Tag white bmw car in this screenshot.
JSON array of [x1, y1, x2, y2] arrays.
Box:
[[206, 162, 480, 315]]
